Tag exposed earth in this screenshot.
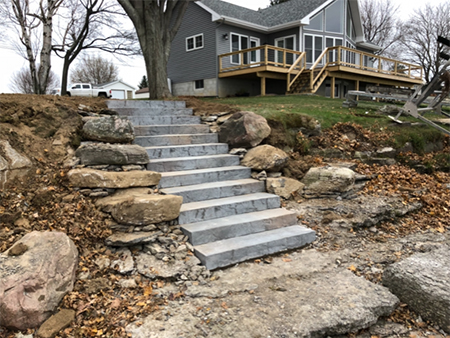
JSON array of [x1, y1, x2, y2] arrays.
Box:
[[1, 94, 450, 338]]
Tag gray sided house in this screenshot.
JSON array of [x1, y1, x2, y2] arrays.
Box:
[[168, 0, 423, 98]]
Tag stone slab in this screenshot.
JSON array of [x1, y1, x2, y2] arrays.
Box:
[[194, 225, 315, 270], [161, 178, 265, 203], [145, 143, 229, 159], [68, 168, 161, 188], [159, 166, 251, 188], [178, 192, 280, 225], [181, 208, 297, 245], [134, 134, 218, 147], [128, 115, 200, 126], [106, 100, 186, 109], [383, 246, 450, 332], [75, 143, 149, 166], [147, 154, 239, 172], [134, 125, 210, 136], [114, 107, 193, 116]]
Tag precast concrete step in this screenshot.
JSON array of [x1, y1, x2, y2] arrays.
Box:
[[114, 107, 194, 117], [161, 178, 265, 203], [134, 124, 210, 136], [181, 208, 298, 245], [145, 143, 229, 159], [194, 225, 316, 270], [128, 115, 200, 126], [107, 100, 186, 109], [134, 133, 219, 147], [178, 193, 281, 224], [159, 166, 251, 188], [147, 154, 240, 172]]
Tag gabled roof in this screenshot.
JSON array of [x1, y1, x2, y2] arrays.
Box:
[[94, 80, 136, 90], [199, 0, 330, 29]]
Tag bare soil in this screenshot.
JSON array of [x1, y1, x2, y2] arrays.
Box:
[[0, 94, 449, 338]]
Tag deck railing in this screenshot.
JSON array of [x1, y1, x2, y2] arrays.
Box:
[[219, 45, 423, 86], [219, 45, 305, 73]]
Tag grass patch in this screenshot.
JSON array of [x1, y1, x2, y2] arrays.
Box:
[[201, 95, 450, 154]]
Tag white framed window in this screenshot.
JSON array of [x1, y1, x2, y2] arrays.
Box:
[[250, 37, 261, 64], [305, 34, 323, 63], [325, 36, 343, 63], [325, 0, 344, 34], [275, 35, 297, 64], [186, 33, 204, 52], [307, 12, 323, 32], [230, 33, 249, 64]]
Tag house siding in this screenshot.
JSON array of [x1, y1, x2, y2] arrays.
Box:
[[168, 3, 217, 85], [267, 28, 300, 50]]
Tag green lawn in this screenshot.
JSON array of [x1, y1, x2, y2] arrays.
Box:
[[201, 95, 449, 153]]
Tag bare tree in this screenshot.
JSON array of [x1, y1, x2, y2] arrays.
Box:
[[0, 0, 63, 94], [360, 0, 404, 58], [10, 65, 59, 94], [402, 2, 450, 83], [70, 54, 119, 84], [117, 0, 191, 99], [53, 0, 139, 95]]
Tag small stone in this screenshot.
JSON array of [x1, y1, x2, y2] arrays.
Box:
[[145, 243, 168, 256], [122, 165, 144, 171], [256, 171, 267, 181], [80, 189, 92, 196], [201, 115, 218, 122], [118, 279, 137, 288], [142, 224, 157, 231], [94, 256, 111, 270], [37, 309, 75, 338], [90, 191, 109, 198], [84, 277, 109, 294], [229, 148, 247, 156], [267, 172, 282, 178], [111, 248, 134, 274]]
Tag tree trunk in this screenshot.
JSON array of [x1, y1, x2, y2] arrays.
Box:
[[118, 0, 189, 100], [38, 0, 57, 94]]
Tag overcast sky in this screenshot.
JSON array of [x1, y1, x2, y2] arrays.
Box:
[[0, 0, 446, 94]]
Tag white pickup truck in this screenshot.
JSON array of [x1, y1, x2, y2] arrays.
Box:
[[66, 83, 112, 98]]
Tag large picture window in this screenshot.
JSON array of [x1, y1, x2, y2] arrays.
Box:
[[307, 12, 323, 31], [325, 0, 344, 33], [186, 34, 204, 51], [231, 33, 249, 64]]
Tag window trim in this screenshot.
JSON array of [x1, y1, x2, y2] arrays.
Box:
[[324, 0, 344, 34], [305, 12, 324, 32], [304, 33, 323, 64], [230, 33, 250, 65], [186, 33, 204, 52]]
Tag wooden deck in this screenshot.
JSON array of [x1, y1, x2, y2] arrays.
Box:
[[218, 45, 423, 96]]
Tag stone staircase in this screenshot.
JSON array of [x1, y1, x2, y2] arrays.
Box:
[[107, 100, 315, 270]]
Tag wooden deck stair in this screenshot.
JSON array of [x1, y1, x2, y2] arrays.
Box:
[[107, 100, 316, 270], [288, 69, 329, 94]]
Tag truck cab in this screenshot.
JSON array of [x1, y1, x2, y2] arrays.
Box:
[[66, 83, 112, 98]]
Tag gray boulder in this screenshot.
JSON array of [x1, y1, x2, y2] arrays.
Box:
[[0, 231, 78, 330], [219, 111, 271, 148], [68, 168, 161, 188], [302, 166, 355, 198], [82, 116, 134, 143], [266, 177, 304, 199], [383, 245, 450, 333], [241, 145, 289, 172], [75, 143, 149, 166], [0, 140, 32, 171]]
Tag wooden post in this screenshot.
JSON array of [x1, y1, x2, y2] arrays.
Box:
[[265, 46, 268, 66], [356, 80, 360, 101], [331, 77, 335, 99], [261, 76, 266, 96]]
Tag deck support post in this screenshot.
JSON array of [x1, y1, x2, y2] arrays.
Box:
[[261, 76, 266, 96], [331, 77, 335, 99], [356, 80, 360, 101]]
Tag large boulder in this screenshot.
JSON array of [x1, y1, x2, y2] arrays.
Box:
[[383, 246, 450, 333], [0, 231, 78, 330], [82, 116, 134, 143], [75, 143, 149, 166], [68, 168, 161, 188], [96, 189, 183, 225], [241, 145, 289, 172], [302, 166, 355, 198], [219, 111, 271, 148], [266, 177, 304, 199]]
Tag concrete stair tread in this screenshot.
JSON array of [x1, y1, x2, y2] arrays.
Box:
[[161, 178, 261, 194], [145, 143, 228, 151], [149, 154, 238, 163], [135, 124, 206, 128], [159, 166, 251, 188], [180, 192, 278, 212], [194, 225, 316, 270], [181, 208, 298, 245]]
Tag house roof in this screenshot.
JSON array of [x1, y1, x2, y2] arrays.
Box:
[[94, 80, 136, 90], [199, 0, 330, 28]]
